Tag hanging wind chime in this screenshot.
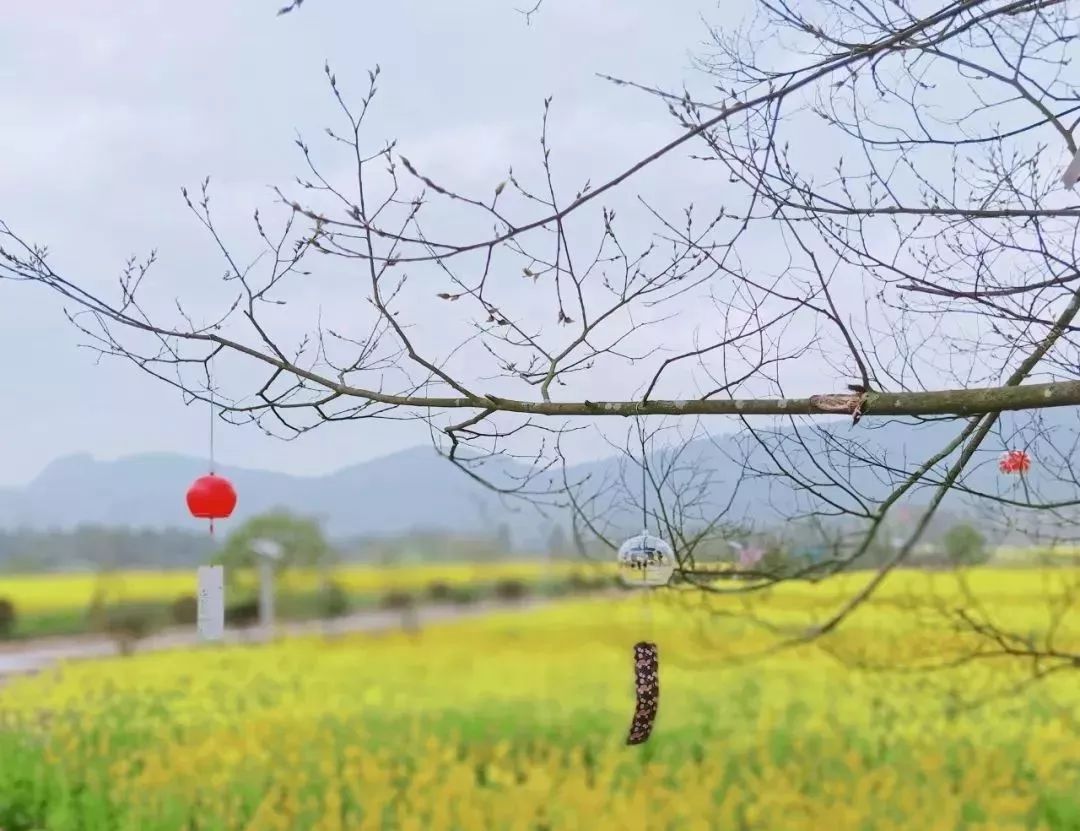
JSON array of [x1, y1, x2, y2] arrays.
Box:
[[615, 432, 675, 745], [185, 382, 237, 536]]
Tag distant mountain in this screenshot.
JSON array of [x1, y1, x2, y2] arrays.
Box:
[[0, 446, 538, 541], [3, 407, 1078, 543]]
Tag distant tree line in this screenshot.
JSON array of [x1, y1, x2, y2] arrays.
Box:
[[0, 509, 1018, 575], [0, 517, 573, 573], [0, 526, 216, 572]]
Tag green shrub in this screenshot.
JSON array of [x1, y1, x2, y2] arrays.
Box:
[[427, 581, 455, 603], [568, 573, 614, 593], [944, 524, 989, 567], [171, 595, 198, 626], [449, 586, 479, 605], [0, 597, 15, 638], [317, 581, 350, 618], [380, 591, 415, 611], [225, 598, 261, 628], [103, 604, 163, 656], [85, 587, 108, 632], [492, 579, 529, 602]]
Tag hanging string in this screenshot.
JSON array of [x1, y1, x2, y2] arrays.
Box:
[[208, 374, 216, 476], [639, 418, 648, 535], [637, 418, 651, 637], [208, 367, 216, 537]]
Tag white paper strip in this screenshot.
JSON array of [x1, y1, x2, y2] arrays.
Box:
[[197, 565, 225, 641], [1063, 146, 1080, 190]]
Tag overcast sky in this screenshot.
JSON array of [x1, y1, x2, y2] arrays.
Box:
[[0, 0, 750, 487]]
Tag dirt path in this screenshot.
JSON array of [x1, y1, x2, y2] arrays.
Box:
[[0, 596, 564, 684]]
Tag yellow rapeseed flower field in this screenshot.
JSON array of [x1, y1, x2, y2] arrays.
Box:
[[0, 561, 611, 613], [1, 568, 1078, 830]]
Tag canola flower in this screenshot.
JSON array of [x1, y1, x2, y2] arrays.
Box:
[[0, 568, 1077, 830], [0, 561, 613, 614]]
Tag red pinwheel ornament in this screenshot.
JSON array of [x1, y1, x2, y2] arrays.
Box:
[[998, 449, 1031, 475]]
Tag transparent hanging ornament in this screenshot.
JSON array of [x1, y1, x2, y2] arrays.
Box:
[[617, 530, 675, 588]]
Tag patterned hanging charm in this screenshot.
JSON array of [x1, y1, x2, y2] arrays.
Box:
[[626, 641, 660, 745]]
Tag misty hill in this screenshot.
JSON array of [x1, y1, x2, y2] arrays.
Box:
[[0, 447, 536, 542], [2, 408, 1078, 544]]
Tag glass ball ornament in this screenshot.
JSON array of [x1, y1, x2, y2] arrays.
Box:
[[617, 531, 675, 587]]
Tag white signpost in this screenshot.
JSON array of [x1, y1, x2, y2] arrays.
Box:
[[251, 539, 284, 639], [196, 565, 225, 642]]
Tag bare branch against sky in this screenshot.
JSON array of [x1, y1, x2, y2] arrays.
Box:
[[2, 0, 1080, 646]]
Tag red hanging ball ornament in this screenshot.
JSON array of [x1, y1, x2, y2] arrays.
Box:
[[998, 449, 1031, 475], [186, 474, 237, 534]]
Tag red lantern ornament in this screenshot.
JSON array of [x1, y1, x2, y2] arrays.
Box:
[[187, 377, 237, 535], [186, 473, 237, 535], [998, 449, 1031, 475]]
